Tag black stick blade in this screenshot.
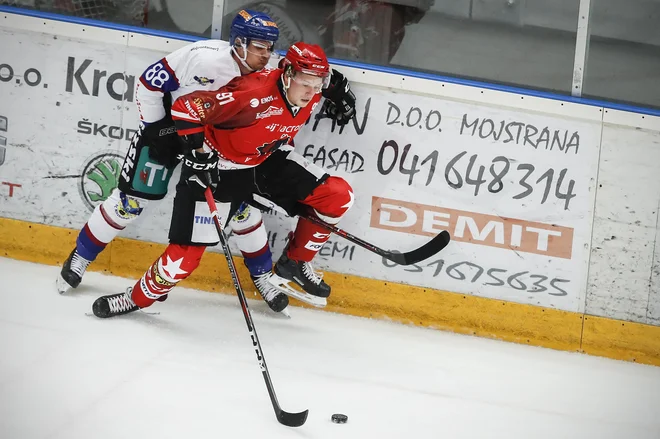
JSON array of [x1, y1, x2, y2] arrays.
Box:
[[277, 408, 309, 427], [386, 230, 451, 265]]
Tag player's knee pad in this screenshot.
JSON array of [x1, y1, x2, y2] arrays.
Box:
[[86, 188, 149, 243], [307, 176, 354, 224], [229, 203, 267, 251], [229, 203, 272, 275]]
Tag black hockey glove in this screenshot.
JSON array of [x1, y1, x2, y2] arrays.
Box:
[[322, 69, 356, 126], [180, 148, 219, 198], [143, 117, 181, 168]]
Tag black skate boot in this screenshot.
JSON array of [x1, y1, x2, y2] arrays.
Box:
[[274, 253, 331, 298], [56, 248, 92, 294], [92, 288, 139, 318], [251, 272, 289, 313]]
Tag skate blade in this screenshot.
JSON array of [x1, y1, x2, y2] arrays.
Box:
[[56, 275, 73, 294], [267, 274, 327, 308], [84, 310, 160, 318]]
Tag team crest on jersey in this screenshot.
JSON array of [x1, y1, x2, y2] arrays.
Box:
[[257, 137, 290, 156], [193, 76, 215, 86], [256, 106, 283, 119]]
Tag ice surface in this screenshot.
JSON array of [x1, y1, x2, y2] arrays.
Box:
[[0, 257, 659, 439]]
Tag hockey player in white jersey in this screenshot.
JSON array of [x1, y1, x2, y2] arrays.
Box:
[[57, 10, 291, 313]]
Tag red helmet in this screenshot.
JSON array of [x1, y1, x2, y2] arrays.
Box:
[[281, 42, 330, 78]]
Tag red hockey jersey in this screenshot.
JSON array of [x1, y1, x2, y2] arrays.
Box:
[[171, 68, 322, 169]]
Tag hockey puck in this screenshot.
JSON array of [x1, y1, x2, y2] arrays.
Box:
[[331, 413, 348, 424]]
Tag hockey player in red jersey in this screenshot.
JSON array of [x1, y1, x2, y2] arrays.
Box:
[[91, 42, 357, 318]]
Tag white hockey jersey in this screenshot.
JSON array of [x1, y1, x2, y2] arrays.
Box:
[[136, 40, 242, 124]]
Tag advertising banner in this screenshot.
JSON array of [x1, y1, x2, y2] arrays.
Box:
[[0, 26, 602, 312], [285, 87, 602, 312], [0, 27, 176, 240]]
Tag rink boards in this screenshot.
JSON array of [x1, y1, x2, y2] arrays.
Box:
[[1, 11, 659, 365]]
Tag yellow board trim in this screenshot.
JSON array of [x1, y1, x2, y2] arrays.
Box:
[[1, 217, 658, 367], [581, 316, 660, 366]]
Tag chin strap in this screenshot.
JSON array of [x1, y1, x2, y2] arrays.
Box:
[[281, 73, 291, 93], [280, 75, 297, 112], [232, 38, 255, 72]]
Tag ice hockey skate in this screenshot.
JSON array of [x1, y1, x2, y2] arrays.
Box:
[[92, 288, 140, 318], [251, 272, 290, 316], [56, 248, 92, 294], [271, 252, 330, 308]]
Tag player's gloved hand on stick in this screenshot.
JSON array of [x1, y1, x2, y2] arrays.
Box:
[[322, 69, 356, 126], [143, 117, 181, 168], [180, 148, 219, 198]]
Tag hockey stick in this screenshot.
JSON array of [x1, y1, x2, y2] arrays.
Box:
[[300, 213, 451, 266], [250, 194, 451, 266], [203, 187, 308, 427]]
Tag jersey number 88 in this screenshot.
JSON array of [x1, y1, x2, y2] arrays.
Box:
[[144, 63, 171, 89]]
